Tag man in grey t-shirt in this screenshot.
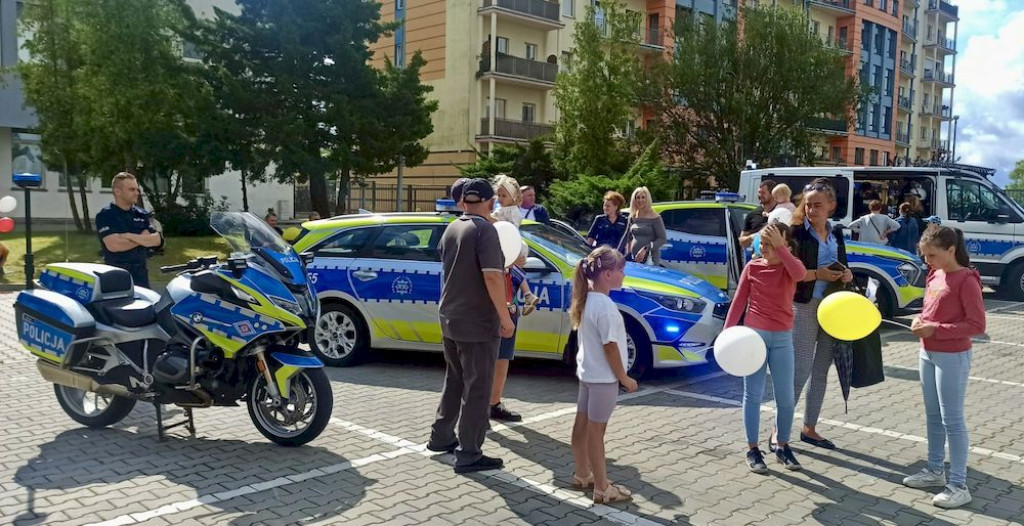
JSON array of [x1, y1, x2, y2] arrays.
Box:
[[428, 178, 515, 473]]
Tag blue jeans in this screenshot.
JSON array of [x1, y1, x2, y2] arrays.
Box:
[[743, 329, 796, 445], [920, 348, 972, 487]]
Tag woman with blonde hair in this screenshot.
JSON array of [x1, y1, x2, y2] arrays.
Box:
[[617, 187, 666, 265]]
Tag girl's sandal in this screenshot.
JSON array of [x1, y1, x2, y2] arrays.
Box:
[[572, 473, 594, 489], [593, 484, 633, 504], [522, 293, 540, 316]]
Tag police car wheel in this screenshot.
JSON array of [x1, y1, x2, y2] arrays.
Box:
[[1004, 261, 1024, 301], [624, 316, 652, 379], [54, 385, 137, 428], [311, 303, 368, 367]]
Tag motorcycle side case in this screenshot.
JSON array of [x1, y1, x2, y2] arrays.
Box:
[[15, 289, 96, 365]]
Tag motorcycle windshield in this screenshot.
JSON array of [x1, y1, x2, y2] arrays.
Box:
[[210, 212, 305, 284]]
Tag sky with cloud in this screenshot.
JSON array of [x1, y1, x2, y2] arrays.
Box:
[[949, 0, 1024, 186]]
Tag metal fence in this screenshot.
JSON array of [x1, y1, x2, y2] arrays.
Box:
[[294, 182, 452, 216]]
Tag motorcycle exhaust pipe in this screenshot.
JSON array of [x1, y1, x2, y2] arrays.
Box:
[[37, 360, 133, 398]]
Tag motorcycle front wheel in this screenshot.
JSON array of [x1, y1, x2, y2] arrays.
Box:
[[247, 368, 333, 447], [54, 384, 137, 428]]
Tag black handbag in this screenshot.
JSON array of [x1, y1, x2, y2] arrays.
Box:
[[851, 328, 885, 388]]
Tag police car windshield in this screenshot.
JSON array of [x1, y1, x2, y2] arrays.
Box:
[[210, 212, 294, 257], [520, 223, 590, 266]]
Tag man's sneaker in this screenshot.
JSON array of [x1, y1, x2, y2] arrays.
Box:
[[775, 445, 802, 471], [746, 449, 768, 474], [426, 439, 458, 454], [454, 455, 504, 474], [903, 468, 946, 489], [933, 485, 972, 509], [490, 402, 523, 422]]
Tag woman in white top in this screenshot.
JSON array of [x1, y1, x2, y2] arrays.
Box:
[[568, 246, 638, 505]]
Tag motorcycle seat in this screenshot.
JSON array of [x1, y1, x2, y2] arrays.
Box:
[[88, 297, 157, 328]]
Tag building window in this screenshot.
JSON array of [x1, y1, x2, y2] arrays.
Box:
[[883, 107, 892, 134], [874, 29, 883, 54], [522, 103, 536, 124], [893, 0, 899, 16], [394, 43, 405, 67], [869, 105, 877, 132], [496, 37, 509, 55], [855, 148, 865, 165], [880, 0, 887, 12], [525, 43, 538, 61], [560, 51, 573, 72], [861, 26, 870, 51], [884, 69, 893, 95], [873, 65, 882, 88], [869, 149, 879, 166], [395, 0, 404, 9], [563, 0, 574, 17], [486, 98, 507, 119], [832, 146, 842, 162]]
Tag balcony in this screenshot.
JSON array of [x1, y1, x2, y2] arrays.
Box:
[[825, 36, 853, 54], [920, 103, 935, 116], [899, 58, 915, 77], [923, 69, 955, 86], [932, 138, 950, 151], [478, 117, 554, 143], [807, 117, 848, 136], [809, 0, 855, 15], [902, 21, 918, 43], [640, 27, 665, 53], [927, 0, 959, 21], [939, 105, 953, 120], [896, 131, 911, 146], [924, 35, 956, 54], [479, 0, 563, 29], [478, 54, 558, 87], [897, 95, 913, 112]]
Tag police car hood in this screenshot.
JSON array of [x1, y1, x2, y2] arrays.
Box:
[[622, 262, 730, 303]]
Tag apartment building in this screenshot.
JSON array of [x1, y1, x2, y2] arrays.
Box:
[[800, 0, 958, 167], [370, 0, 739, 189]]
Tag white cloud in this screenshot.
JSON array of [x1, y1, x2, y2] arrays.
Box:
[[954, 7, 1024, 186]]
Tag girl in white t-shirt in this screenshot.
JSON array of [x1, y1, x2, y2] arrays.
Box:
[[568, 245, 637, 505]]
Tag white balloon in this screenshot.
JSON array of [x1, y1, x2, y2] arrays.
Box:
[[713, 326, 767, 377], [494, 221, 522, 268], [0, 196, 16, 214]]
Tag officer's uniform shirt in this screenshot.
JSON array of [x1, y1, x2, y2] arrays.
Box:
[[96, 203, 161, 287]]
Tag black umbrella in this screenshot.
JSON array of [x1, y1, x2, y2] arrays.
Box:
[[833, 340, 854, 414]]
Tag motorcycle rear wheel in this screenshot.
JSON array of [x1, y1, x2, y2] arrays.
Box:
[[247, 368, 333, 447], [54, 385, 137, 428]]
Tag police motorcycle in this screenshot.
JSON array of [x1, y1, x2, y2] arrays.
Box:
[[15, 212, 332, 446]]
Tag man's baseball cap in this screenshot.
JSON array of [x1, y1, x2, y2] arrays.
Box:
[[462, 178, 495, 203], [450, 178, 469, 203]]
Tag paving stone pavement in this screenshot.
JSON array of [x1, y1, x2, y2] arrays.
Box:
[[2, 291, 1024, 525]]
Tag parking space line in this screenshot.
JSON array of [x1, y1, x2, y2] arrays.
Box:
[[988, 301, 1024, 314], [885, 363, 1024, 388], [664, 389, 1024, 465], [332, 418, 662, 526]]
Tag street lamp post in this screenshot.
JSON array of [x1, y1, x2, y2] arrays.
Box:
[[952, 115, 960, 162]]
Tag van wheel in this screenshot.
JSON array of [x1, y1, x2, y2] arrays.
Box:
[[1003, 262, 1024, 301], [624, 315, 652, 379], [311, 303, 369, 367]]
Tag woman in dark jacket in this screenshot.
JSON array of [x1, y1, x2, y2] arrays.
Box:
[[771, 178, 854, 451]]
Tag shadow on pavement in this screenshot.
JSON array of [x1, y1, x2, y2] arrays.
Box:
[[12, 428, 373, 526], [489, 425, 684, 525]]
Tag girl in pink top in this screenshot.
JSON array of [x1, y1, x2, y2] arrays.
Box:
[[902, 226, 985, 509], [725, 223, 811, 474]]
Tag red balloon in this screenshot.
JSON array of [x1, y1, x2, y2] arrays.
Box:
[[0, 217, 14, 233]]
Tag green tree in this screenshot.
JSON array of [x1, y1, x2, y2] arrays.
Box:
[[1008, 159, 1024, 190], [458, 139, 561, 197], [655, 6, 859, 189], [547, 140, 675, 225], [555, 0, 648, 177], [16, 0, 92, 231]]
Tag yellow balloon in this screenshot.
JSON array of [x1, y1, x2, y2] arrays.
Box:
[[816, 291, 881, 341], [281, 226, 301, 243]]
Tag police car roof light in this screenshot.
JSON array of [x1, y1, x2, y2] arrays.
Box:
[[435, 198, 457, 214], [715, 191, 742, 203]]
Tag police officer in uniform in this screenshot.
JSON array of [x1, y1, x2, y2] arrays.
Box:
[[96, 172, 163, 288]]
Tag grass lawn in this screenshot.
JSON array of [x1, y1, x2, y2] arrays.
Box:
[[0, 232, 232, 287]]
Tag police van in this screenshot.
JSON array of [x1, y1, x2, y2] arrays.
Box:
[[652, 195, 928, 317], [290, 205, 732, 377], [739, 165, 1024, 300]]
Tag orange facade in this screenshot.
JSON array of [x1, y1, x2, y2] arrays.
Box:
[[372, 0, 447, 82]]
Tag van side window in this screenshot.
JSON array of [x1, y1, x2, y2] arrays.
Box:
[[662, 208, 726, 237], [315, 227, 378, 257], [765, 176, 850, 221], [946, 179, 1020, 223]]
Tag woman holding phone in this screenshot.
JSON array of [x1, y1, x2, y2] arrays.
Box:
[[769, 178, 853, 452]]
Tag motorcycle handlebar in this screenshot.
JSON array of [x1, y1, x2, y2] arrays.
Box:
[[160, 263, 193, 274]]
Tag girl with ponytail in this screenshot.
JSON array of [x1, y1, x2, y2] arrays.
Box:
[[902, 225, 985, 509], [568, 246, 636, 505]]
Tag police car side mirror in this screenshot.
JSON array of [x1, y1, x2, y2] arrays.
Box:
[[524, 257, 551, 275]]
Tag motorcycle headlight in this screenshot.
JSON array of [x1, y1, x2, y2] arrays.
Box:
[[231, 285, 257, 304], [270, 295, 303, 317], [897, 261, 923, 287], [637, 291, 707, 314]]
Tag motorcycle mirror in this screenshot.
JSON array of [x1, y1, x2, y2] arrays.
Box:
[[300, 251, 315, 268], [228, 257, 247, 278]]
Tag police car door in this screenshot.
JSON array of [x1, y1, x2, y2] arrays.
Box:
[[660, 207, 729, 291], [518, 251, 566, 355], [307, 225, 380, 309], [941, 175, 1024, 285], [352, 224, 446, 350]]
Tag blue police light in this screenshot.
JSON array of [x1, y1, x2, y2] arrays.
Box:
[[13, 172, 42, 188], [666, 324, 681, 334], [714, 191, 742, 203], [435, 198, 457, 213]]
